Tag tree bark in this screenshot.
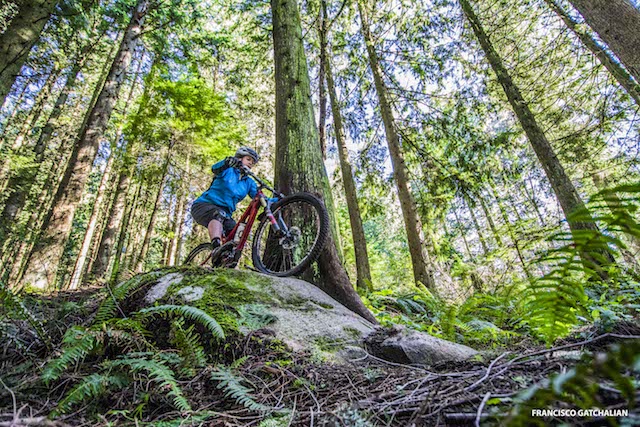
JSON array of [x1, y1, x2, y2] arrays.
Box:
[[271, 0, 376, 323], [358, 0, 435, 290], [317, 5, 328, 160], [0, 0, 57, 107], [168, 153, 189, 266], [567, 0, 640, 84], [477, 192, 502, 246], [459, 0, 614, 275], [19, 0, 149, 289], [463, 193, 489, 256], [109, 177, 142, 281], [0, 65, 60, 196], [134, 145, 171, 272], [324, 48, 373, 291], [67, 151, 115, 289], [545, 0, 640, 106], [490, 183, 533, 280], [91, 57, 158, 280]]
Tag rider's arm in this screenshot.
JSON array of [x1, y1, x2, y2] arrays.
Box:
[[247, 178, 258, 199], [211, 157, 241, 175], [211, 159, 227, 175]]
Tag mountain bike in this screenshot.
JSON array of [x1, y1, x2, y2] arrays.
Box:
[[183, 166, 330, 277]]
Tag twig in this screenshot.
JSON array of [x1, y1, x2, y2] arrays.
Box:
[[465, 352, 511, 392], [475, 392, 491, 427], [0, 377, 16, 423], [498, 333, 640, 368]]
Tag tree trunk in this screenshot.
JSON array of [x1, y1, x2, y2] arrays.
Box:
[[0, 0, 57, 107], [545, 0, 640, 106], [0, 65, 60, 196], [0, 78, 30, 144], [324, 49, 373, 291], [271, 0, 376, 323], [459, 0, 614, 276], [4, 65, 61, 158], [67, 151, 115, 289], [358, 0, 435, 290], [19, 0, 149, 289], [567, 0, 640, 84], [109, 178, 142, 281], [463, 193, 489, 256], [168, 154, 189, 266], [477, 192, 502, 246], [490, 183, 533, 280], [317, 5, 328, 160], [92, 57, 158, 279], [134, 146, 171, 272], [453, 207, 473, 260]]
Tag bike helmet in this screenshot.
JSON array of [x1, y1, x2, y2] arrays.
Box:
[[235, 146, 260, 163]]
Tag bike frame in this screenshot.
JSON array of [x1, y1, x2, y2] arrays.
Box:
[[218, 169, 287, 262]]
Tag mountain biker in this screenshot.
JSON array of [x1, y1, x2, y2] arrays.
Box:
[[190, 146, 261, 255]]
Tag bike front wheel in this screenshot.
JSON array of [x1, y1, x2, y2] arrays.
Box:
[[252, 193, 329, 277], [184, 242, 213, 266]]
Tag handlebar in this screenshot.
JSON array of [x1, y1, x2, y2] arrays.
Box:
[[239, 165, 285, 199]]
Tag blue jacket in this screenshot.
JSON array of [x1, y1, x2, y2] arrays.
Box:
[[193, 159, 258, 217]]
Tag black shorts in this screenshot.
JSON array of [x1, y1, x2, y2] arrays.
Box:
[[191, 202, 236, 236]]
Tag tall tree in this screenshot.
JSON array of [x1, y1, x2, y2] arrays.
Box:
[[459, 0, 614, 276], [567, 0, 640, 84], [357, 0, 436, 290], [0, 0, 58, 107], [20, 0, 149, 288], [321, 1, 372, 292], [545, 0, 640, 106], [271, 0, 376, 323]]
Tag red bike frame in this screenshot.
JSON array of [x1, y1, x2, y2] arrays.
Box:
[[222, 188, 282, 254]]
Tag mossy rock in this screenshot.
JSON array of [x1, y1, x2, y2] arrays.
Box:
[[132, 267, 373, 361], [120, 267, 478, 365]]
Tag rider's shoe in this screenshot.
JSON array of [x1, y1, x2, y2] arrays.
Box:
[[210, 238, 221, 267]]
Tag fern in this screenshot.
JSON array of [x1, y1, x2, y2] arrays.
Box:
[[0, 280, 50, 348], [210, 366, 269, 412], [170, 319, 207, 376], [94, 271, 163, 325], [237, 304, 277, 330], [136, 305, 225, 340], [111, 355, 191, 412], [52, 372, 130, 416], [42, 326, 98, 383], [508, 340, 640, 426]]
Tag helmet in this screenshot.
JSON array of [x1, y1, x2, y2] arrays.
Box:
[[235, 146, 260, 163]]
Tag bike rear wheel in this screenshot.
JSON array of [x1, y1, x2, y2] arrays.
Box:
[[251, 193, 329, 277]]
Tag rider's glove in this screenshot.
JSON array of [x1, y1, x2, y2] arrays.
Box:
[[224, 156, 241, 168]]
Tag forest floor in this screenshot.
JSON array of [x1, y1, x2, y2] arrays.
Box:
[[1, 286, 639, 426]]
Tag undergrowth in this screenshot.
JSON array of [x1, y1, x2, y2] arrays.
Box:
[[365, 184, 640, 348]]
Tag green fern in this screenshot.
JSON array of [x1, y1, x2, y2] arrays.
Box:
[[524, 269, 589, 345], [42, 326, 98, 383], [136, 305, 225, 340], [52, 372, 130, 416], [94, 271, 163, 325], [0, 280, 50, 348], [210, 366, 269, 412], [170, 319, 207, 376], [111, 355, 191, 412]]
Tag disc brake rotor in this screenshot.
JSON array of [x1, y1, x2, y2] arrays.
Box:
[[279, 226, 301, 250]]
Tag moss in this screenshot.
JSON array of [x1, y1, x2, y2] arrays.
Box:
[[314, 301, 334, 309], [343, 327, 362, 340], [151, 267, 274, 334]]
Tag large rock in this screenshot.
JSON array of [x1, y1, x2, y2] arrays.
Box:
[[134, 267, 477, 365]]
